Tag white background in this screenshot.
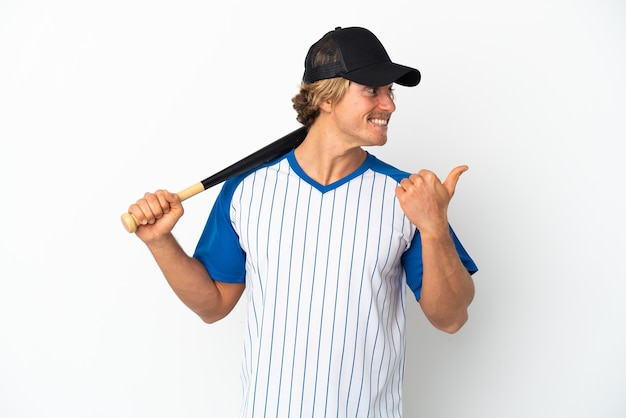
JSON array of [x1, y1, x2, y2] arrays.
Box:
[[1, 1, 625, 417]]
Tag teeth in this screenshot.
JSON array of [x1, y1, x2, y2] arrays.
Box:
[[371, 118, 388, 126]]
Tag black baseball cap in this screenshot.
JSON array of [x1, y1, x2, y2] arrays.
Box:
[[303, 26, 421, 87]]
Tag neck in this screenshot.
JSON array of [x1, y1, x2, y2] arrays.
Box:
[[294, 125, 367, 186]]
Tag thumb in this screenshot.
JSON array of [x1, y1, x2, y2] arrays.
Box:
[[443, 165, 469, 198]]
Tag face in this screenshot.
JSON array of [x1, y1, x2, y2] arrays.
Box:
[[326, 81, 397, 147]]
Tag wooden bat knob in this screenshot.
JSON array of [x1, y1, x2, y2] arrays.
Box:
[[121, 213, 139, 233]]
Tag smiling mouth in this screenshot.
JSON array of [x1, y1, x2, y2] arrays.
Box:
[[370, 117, 389, 126]]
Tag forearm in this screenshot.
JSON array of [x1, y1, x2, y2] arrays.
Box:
[[145, 233, 239, 323], [419, 231, 475, 333]]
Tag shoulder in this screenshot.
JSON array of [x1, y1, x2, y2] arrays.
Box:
[[219, 152, 290, 200], [366, 153, 410, 183]]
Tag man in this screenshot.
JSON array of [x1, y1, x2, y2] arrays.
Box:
[[127, 26, 477, 417]]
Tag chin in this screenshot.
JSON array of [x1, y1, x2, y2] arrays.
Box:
[[376, 134, 389, 146]]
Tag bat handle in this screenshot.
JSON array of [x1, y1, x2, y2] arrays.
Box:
[[121, 182, 205, 233]]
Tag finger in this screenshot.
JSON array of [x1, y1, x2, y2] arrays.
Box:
[[138, 192, 168, 224], [127, 202, 149, 226], [395, 184, 407, 199], [397, 177, 413, 190], [143, 193, 165, 224], [442, 165, 469, 198], [154, 190, 175, 215], [416, 169, 437, 182], [131, 195, 155, 225], [166, 190, 182, 207]]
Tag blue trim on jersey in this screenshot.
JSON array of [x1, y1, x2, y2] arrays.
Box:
[[402, 227, 478, 299], [367, 154, 412, 184], [287, 151, 375, 193], [193, 175, 248, 283], [193, 150, 478, 299]]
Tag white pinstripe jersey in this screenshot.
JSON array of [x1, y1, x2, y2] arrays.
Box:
[[194, 151, 477, 418]]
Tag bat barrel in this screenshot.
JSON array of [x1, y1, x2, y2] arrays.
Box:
[[200, 126, 307, 189]]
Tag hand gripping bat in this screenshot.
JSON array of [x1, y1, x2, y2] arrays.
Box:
[[121, 126, 308, 233]]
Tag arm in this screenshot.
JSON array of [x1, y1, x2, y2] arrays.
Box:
[[417, 229, 475, 333], [128, 190, 244, 323], [396, 166, 475, 333]]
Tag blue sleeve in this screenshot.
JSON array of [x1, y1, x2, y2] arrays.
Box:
[[192, 179, 246, 283], [402, 226, 478, 300]]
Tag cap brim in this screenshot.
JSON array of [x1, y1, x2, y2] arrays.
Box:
[[343, 62, 421, 87]]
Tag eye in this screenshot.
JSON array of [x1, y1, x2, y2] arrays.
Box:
[[364, 86, 395, 99]]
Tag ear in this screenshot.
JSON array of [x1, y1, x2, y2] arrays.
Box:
[[318, 98, 333, 113]]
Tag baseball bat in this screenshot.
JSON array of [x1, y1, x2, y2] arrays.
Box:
[[121, 126, 308, 233]]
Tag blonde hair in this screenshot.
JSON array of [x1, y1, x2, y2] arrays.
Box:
[[291, 77, 350, 127]]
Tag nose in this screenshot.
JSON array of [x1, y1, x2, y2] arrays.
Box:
[[378, 91, 396, 112]]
